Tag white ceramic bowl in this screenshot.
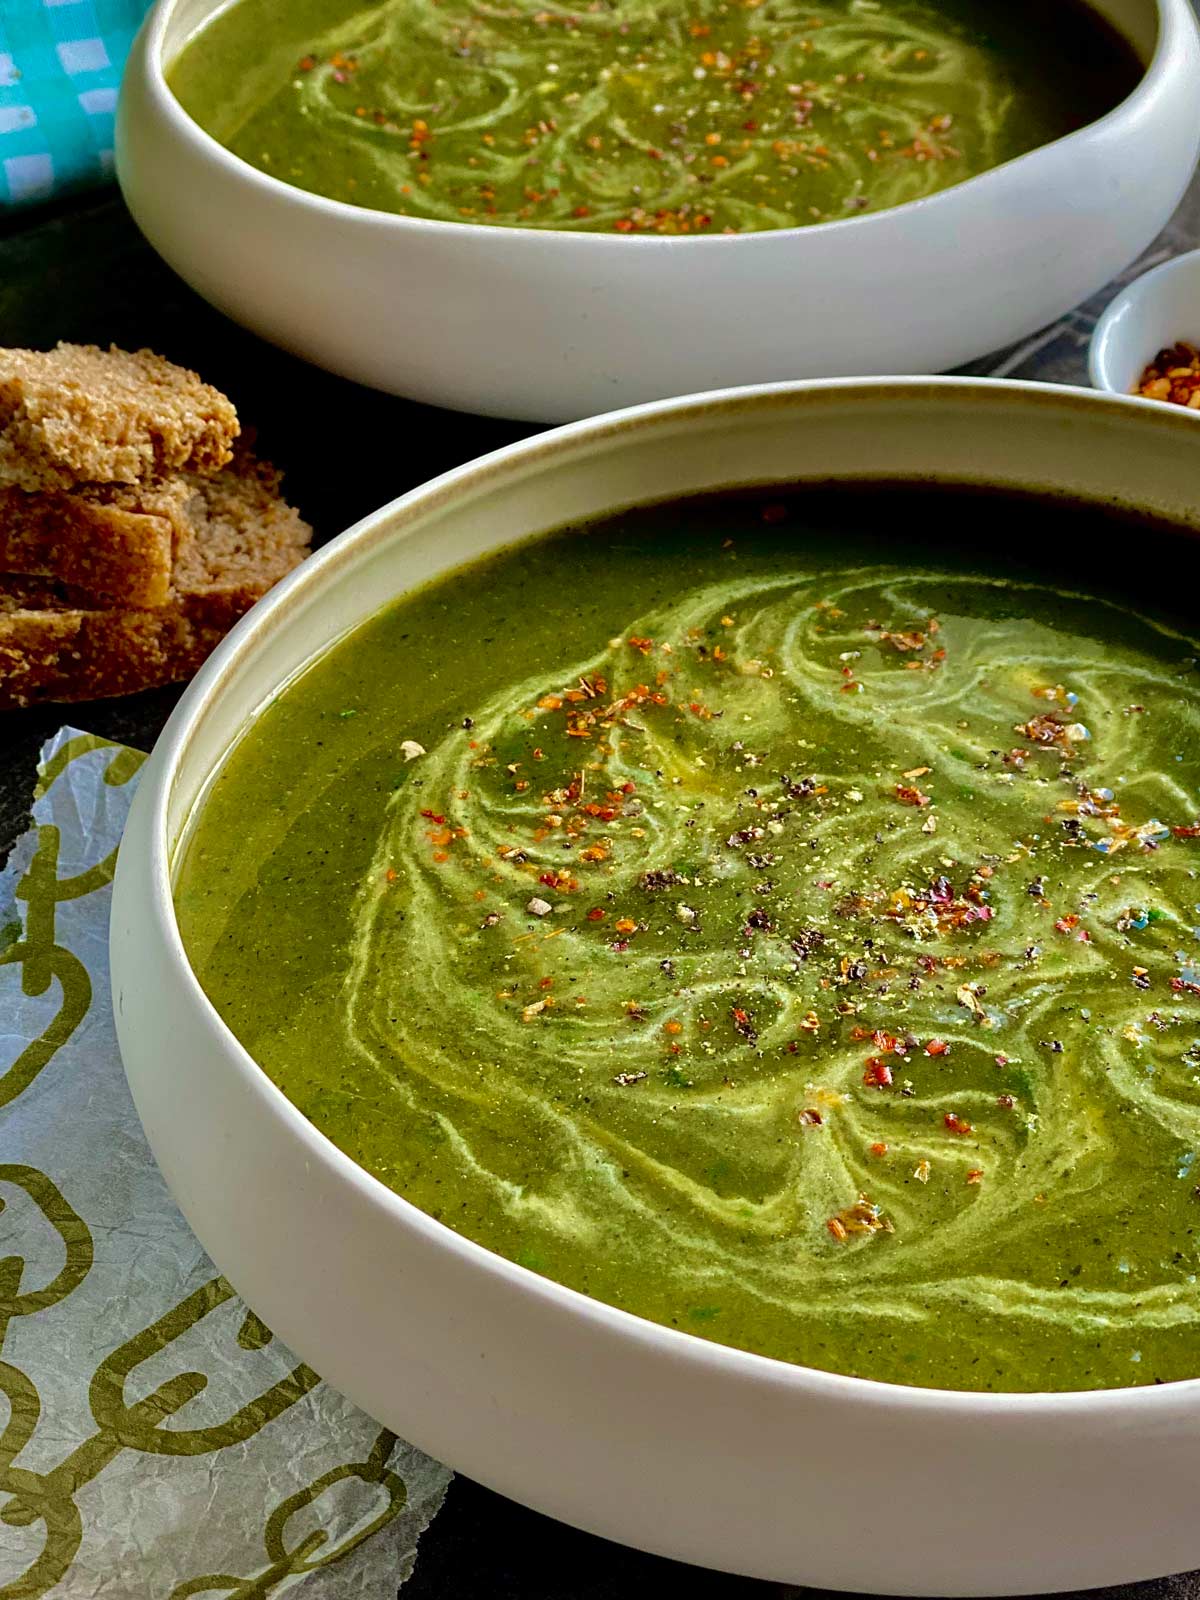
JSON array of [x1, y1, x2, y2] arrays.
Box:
[[115, 0, 1200, 422], [112, 377, 1200, 1596], [1090, 245, 1200, 397]]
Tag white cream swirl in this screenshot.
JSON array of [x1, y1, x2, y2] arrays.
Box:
[[341, 569, 1200, 1371]]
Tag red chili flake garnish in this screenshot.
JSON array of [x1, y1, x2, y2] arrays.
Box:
[[586, 907, 606, 921], [1173, 824, 1200, 838], [870, 1141, 889, 1157], [875, 628, 928, 653], [826, 1196, 893, 1243], [799, 1108, 823, 1126], [851, 1028, 902, 1053], [862, 1058, 894, 1088], [1054, 915, 1080, 934], [539, 976, 555, 989], [420, 809, 447, 824], [966, 1169, 984, 1185], [760, 502, 788, 524], [731, 1007, 759, 1043], [1135, 341, 1200, 407], [627, 636, 654, 655], [924, 1039, 949, 1057], [997, 1093, 1016, 1109], [944, 1113, 973, 1135], [1016, 713, 1072, 749], [995, 1054, 1009, 1067], [1172, 977, 1200, 995], [878, 878, 990, 933], [894, 784, 931, 808]]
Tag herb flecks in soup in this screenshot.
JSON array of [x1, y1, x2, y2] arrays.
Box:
[[168, 0, 1141, 233], [176, 491, 1200, 1393]]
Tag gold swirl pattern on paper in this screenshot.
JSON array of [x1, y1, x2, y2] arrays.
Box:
[[343, 568, 1200, 1381], [0, 736, 437, 1598]]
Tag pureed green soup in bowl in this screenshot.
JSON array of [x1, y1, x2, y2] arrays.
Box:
[[174, 481, 1200, 1396], [166, 0, 1142, 233]]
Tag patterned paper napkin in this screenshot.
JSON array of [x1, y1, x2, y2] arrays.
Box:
[[0, 728, 452, 1598], [0, 0, 151, 207]]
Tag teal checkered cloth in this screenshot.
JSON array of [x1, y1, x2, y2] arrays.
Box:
[[0, 0, 152, 208]]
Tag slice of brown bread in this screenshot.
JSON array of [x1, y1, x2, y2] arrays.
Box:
[[0, 581, 229, 705], [173, 450, 312, 629], [0, 343, 239, 492], [0, 451, 311, 710], [0, 479, 192, 608]]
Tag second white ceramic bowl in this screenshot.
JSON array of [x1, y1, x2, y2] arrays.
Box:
[[1090, 245, 1200, 396], [115, 0, 1200, 421], [112, 378, 1200, 1596]]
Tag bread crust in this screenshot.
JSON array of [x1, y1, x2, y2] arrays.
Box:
[[0, 481, 191, 608], [0, 450, 311, 710]]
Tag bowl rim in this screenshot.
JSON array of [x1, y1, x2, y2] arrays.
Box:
[[135, 0, 1183, 249], [1089, 243, 1200, 392], [135, 374, 1200, 1420]]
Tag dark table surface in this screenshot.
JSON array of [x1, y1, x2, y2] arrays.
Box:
[[2, 171, 1199, 1600]]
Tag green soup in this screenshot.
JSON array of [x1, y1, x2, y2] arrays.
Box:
[[168, 0, 1141, 233], [175, 487, 1200, 1393]]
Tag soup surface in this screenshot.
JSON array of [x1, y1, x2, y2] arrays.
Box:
[[168, 0, 1141, 233], [176, 488, 1200, 1393]]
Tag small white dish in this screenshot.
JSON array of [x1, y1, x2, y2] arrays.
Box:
[[115, 0, 1200, 422], [112, 377, 1200, 1598], [1090, 246, 1200, 397]]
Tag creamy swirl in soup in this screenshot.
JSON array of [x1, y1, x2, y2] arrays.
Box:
[[168, 0, 1141, 233], [177, 488, 1200, 1392]]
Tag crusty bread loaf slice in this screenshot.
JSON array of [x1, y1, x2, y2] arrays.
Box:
[[0, 479, 191, 608], [172, 451, 312, 630], [0, 451, 311, 710], [0, 343, 239, 492], [0, 581, 230, 706]]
